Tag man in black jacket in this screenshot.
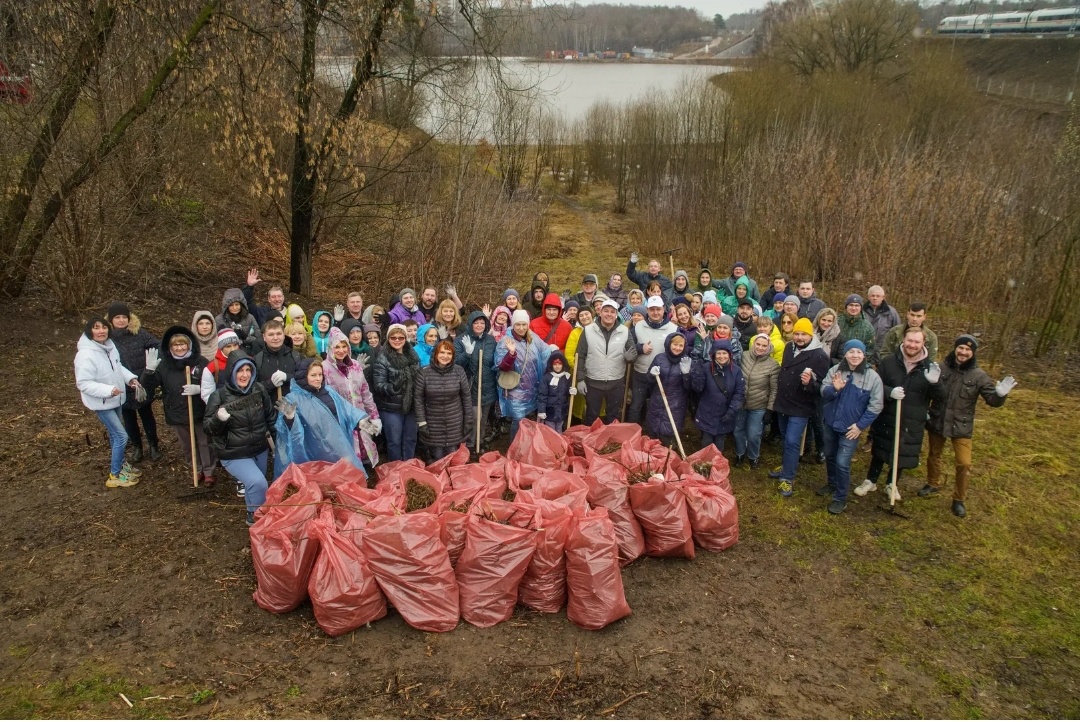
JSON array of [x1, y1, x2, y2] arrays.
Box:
[[253, 319, 301, 397], [242, 267, 286, 328]]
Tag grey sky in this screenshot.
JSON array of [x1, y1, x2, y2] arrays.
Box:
[[571, 0, 766, 18]]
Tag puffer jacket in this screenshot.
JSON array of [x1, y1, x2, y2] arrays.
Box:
[[821, 360, 884, 433], [140, 326, 209, 427], [870, 349, 943, 469], [646, 335, 704, 437], [693, 348, 745, 436], [773, 336, 831, 418], [740, 348, 780, 411], [454, 311, 498, 406], [830, 313, 877, 365], [110, 314, 159, 409], [372, 342, 420, 415], [215, 288, 261, 350], [253, 338, 301, 396], [203, 351, 277, 460], [926, 351, 1005, 439], [537, 351, 572, 427], [414, 355, 473, 448], [75, 325, 136, 411]]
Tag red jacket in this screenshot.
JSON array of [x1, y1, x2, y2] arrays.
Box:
[[529, 293, 573, 350]]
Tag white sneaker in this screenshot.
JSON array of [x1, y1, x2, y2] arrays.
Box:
[[884, 482, 902, 501], [853, 479, 877, 497]]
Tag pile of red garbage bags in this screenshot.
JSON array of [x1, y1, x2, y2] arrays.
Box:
[[249, 419, 739, 636]]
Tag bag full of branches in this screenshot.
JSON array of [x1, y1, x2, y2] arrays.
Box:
[[375, 466, 446, 511], [582, 456, 644, 567], [565, 507, 631, 630], [250, 488, 326, 614], [563, 418, 602, 456], [503, 459, 550, 493], [434, 486, 488, 567], [507, 419, 569, 470], [582, 420, 643, 455], [456, 499, 540, 628], [333, 483, 398, 547], [361, 512, 460, 633], [375, 458, 426, 483], [627, 477, 695, 559], [427, 443, 471, 475], [677, 445, 732, 493], [307, 511, 387, 636], [683, 482, 740, 552], [296, 458, 369, 500], [518, 505, 575, 614], [447, 463, 497, 496], [520, 470, 590, 514], [257, 462, 320, 522]]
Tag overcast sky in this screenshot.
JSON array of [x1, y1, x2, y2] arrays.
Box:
[[572, 0, 767, 17]]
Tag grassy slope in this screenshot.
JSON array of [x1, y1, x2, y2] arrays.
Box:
[[923, 36, 1080, 95]]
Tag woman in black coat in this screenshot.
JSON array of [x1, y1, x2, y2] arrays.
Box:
[[415, 340, 473, 462], [107, 302, 161, 461], [371, 323, 421, 461]]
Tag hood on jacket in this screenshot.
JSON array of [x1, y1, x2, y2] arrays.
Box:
[[339, 318, 364, 339], [311, 310, 331, 332], [664, 333, 688, 361], [673, 270, 690, 290], [285, 303, 310, 331], [416, 323, 437, 353], [491, 305, 511, 326], [326, 326, 350, 351], [191, 311, 216, 341], [160, 325, 198, 361], [83, 316, 109, 340], [224, 350, 257, 393], [734, 276, 751, 296], [542, 292, 563, 311], [793, 334, 825, 353], [546, 350, 568, 373], [466, 310, 490, 337], [221, 288, 248, 316]]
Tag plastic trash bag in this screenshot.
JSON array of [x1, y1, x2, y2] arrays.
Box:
[[456, 502, 539, 627], [507, 419, 569, 470], [683, 481, 740, 552], [583, 456, 644, 566], [250, 492, 326, 614], [565, 508, 631, 630], [628, 479, 695, 559], [307, 512, 387, 636], [519, 506, 574, 613]]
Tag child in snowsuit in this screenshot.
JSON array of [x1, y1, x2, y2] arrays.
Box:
[[536, 351, 572, 431]]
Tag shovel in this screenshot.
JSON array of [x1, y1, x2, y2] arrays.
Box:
[[177, 366, 214, 501], [654, 371, 687, 460], [661, 247, 682, 284], [880, 395, 909, 518]]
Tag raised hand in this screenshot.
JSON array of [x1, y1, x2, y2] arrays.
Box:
[[144, 348, 160, 372], [333, 304, 345, 322], [924, 362, 941, 384], [831, 371, 846, 392], [247, 267, 260, 286], [996, 375, 1017, 397]]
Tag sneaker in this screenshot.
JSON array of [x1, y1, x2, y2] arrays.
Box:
[[768, 467, 784, 479], [853, 479, 876, 497], [749, 458, 760, 470], [815, 483, 833, 497], [917, 484, 940, 498], [778, 480, 794, 497], [951, 500, 966, 518], [884, 482, 902, 501], [246, 511, 255, 527], [236, 481, 246, 498], [827, 499, 847, 515], [105, 471, 139, 488], [121, 462, 142, 477]]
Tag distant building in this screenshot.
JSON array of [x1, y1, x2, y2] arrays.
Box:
[[631, 47, 655, 58]]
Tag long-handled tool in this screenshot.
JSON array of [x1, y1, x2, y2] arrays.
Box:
[[621, 362, 631, 420], [660, 247, 682, 282], [178, 366, 214, 500], [881, 396, 909, 518], [654, 372, 686, 459], [567, 353, 580, 431], [475, 348, 484, 454]]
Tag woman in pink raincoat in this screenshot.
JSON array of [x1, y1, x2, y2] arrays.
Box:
[[322, 327, 382, 467]]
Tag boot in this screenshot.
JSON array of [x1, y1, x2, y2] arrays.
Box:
[[129, 443, 144, 463], [733, 454, 745, 468], [148, 443, 163, 462]]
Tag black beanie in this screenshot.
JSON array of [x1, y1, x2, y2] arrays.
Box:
[[955, 334, 978, 351], [106, 302, 130, 322]]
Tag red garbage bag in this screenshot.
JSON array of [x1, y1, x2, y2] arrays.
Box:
[[307, 514, 387, 636], [627, 479, 695, 559], [566, 454, 590, 476], [250, 486, 325, 613], [362, 512, 460, 632], [678, 445, 732, 493], [564, 418, 602, 455], [507, 419, 569, 469], [519, 506, 574, 613], [333, 483, 397, 546], [375, 458, 425, 482], [503, 459, 550, 493], [298, 458, 369, 499], [683, 482, 740, 552], [583, 456, 644, 566], [565, 508, 632, 630], [434, 486, 487, 567], [427, 443, 471, 475], [581, 420, 643, 454], [477, 451, 506, 478], [448, 463, 505, 499], [258, 463, 319, 521], [375, 467, 446, 512], [456, 500, 539, 627], [526, 471, 590, 513]]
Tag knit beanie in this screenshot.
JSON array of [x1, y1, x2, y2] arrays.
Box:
[[717, 314, 734, 328], [702, 290, 718, 305], [843, 339, 867, 354], [793, 318, 814, 335], [703, 303, 722, 319], [564, 300, 580, 311], [772, 293, 787, 305], [732, 261, 748, 273], [362, 323, 382, 336], [387, 323, 408, 338], [955, 334, 978, 351], [713, 339, 733, 353], [503, 288, 520, 302], [399, 288, 416, 301], [106, 301, 130, 322], [511, 309, 531, 327], [844, 294, 863, 307], [217, 328, 240, 349]]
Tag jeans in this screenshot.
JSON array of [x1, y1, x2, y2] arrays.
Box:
[[96, 408, 128, 475], [733, 408, 766, 461], [626, 370, 653, 427], [122, 403, 159, 447], [221, 451, 269, 513], [823, 426, 859, 503], [584, 378, 625, 425], [542, 419, 563, 432], [383, 411, 418, 462], [777, 413, 810, 482], [700, 432, 727, 454]]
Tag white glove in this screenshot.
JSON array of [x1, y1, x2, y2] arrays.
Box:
[[417, 421, 427, 428], [357, 353, 369, 368], [630, 252, 639, 263], [889, 387, 905, 400], [275, 398, 296, 420], [679, 357, 692, 374], [649, 366, 661, 377], [995, 375, 1016, 397], [369, 418, 382, 435], [924, 362, 941, 384], [181, 384, 200, 396], [537, 412, 547, 420], [358, 418, 379, 436], [568, 386, 578, 396], [461, 336, 475, 355], [134, 383, 147, 403], [333, 304, 345, 322], [216, 407, 231, 422], [271, 370, 287, 387], [577, 380, 587, 395], [145, 348, 160, 372]]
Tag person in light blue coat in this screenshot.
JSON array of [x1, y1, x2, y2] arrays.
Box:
[[494, 309, 551, 442], [274, 358, 379, 478], [414, 323, 438, 367]]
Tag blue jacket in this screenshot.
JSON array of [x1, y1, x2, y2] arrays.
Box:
[[693, 352, 746, 436], [415, 323, 436, 367], [274, 383, 368, 478], [494, 330, 551, 420], [821, 361, 884, 433], [454, 311, 498, 406], [537, 351, 572, 426], [646, 335, 703, 437]]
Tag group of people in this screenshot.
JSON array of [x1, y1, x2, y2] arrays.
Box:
[[75, 257, 1016, 524]]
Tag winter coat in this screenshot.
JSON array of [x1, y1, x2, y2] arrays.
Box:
[[253, 338, 302, 396], [628, 318, 678, 374], [767, 326, 785, 365], [191, 310, 218, 363], [577, 321, 634, 382], [454, 311, 498, 407], [415, 357, 473, 448], [75, 330, 137, 411], [760, 284, 791, 311], [692, 328, 743, 367], [647, 335, 703, 437], [862, 302, 901, 350], [494, 330, 551, 420], [773, 336, 831, 418], [719, 276, 755, 316], [796, 293, 826, 321], [415, 323, 437, 367], [203, 351, 278, 460], [275, 382, 367, 478], [881, 323, 940, 362], [926, 351, 1006, 439], [241, 284, 284, 328], [529, 293, 573, 350], [693, 354, 745, 436], [625, 259, 674, 301], [740, 349, 780, 411], [372, 342, 420, 415], [870, 349, 943, 469], [821, 361, 884, 433], [524, 283, 548, 319], [715, 272, 761, 302], [831, 313, 878, 365], [603, 282, 629, 309], [537, 352, 572, 427], [140, 326, 209, 427], [110, 314, 159, 410], [572, 290, 598, 308], [387, 301, 426, 326], [215, 288, 261, 350], [323, 327, 380, 466]]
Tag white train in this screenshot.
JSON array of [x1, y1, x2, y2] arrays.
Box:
[[938, 6, 1079, 33]]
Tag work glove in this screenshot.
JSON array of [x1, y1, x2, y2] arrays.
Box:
[[461, 336, 475, 355], [995, 375, 1017, 397], [271, 370, 288, 387], [679, 357, 692, 374], [649, 366, 661, 377], [630, 252, 639, 264], [924, 362, 941, 384], [577, 380, 587, 395], [369, 418, 383, 436], [216, 407, 231, 422], [134, 383, 147, 404], [181, 384, 200, 396], [333, 304, 345, 322], [358, 417, 379, 436], [568, 386, 578, 397], [275, 399, 296, 420], [889, 387, 906, 400], [357, 353, 369, 368], [537, 412, 547, 421], [144, 348, 160, 372], [445, 283, 457, 296]]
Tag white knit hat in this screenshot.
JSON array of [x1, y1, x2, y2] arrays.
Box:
[[511, 309, 531, 326]]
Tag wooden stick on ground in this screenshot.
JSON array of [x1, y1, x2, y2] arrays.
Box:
[[654, 373, 686, 459], [890, 396, 903, 508], [567, 353, 579, 431]]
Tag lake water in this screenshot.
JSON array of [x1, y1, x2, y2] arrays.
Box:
[[319, 58, 729, 140]]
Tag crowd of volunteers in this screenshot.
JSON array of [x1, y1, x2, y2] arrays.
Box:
[[75, 257, 1016, 523]]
